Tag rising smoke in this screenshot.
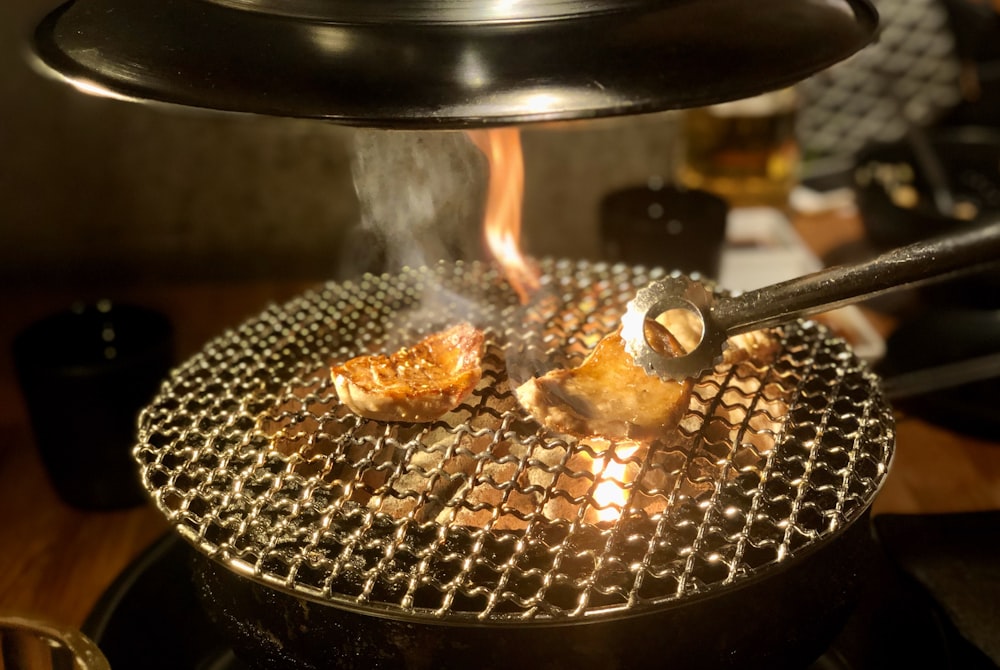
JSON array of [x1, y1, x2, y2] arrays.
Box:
[[343, 129, 489, 276]]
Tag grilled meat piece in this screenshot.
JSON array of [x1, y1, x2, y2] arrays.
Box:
[[515, 320, 693, 441], [331, 322, 484, 423]]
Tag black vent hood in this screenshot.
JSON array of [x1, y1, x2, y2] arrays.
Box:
[[31, 0, 878, 128]]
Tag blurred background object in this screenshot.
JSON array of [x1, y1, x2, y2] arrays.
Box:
[[678, 88, 800, 210], [797, 0, 963, 172], [853, 126, 1000, 257], [936, 0, 1000, 128]]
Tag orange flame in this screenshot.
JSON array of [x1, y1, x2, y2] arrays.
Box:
[[592, 444, 639, 523], [467, 128, 540, 304]]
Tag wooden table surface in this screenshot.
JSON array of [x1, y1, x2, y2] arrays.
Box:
[[1, 211, 999, 638]]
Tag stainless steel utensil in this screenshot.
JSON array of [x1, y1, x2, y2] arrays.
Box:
[[623, 220, 1000, 380], [0, 616, 110, 670]]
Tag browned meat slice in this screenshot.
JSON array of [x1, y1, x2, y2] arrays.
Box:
[[331, 323, 484, 423], [515, 320, 693, 441]]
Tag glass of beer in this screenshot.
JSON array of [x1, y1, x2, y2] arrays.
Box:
[[677, 88, 800, 210]]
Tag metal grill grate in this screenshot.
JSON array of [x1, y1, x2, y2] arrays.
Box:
[[135, 258, 893, 623]]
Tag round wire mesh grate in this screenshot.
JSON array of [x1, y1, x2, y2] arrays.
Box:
[[135, 258, 894, 623]]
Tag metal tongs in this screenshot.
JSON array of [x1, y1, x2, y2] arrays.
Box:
[[622, 220, 1000, 381]]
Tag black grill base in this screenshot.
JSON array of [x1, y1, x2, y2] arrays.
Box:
[[84, 516, 999, 670]]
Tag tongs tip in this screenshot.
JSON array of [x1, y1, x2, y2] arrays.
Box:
[[622, 275, 728, 381]]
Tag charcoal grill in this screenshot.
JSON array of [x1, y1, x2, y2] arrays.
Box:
[[134, 258, 893, 667]]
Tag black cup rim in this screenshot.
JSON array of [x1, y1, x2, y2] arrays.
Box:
[[12, 302, 174, 378], [600, 184, 730, 218]]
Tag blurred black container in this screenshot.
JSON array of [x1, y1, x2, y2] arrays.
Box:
[[853, 126, 1000, 308], [600, 183, 729, 278], [878, 308, 1000, 441], [13, 301, 174, 509], [939, 0, 1000, 130]]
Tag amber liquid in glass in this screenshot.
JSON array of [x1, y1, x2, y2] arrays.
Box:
[[678, 90, 799, 209]]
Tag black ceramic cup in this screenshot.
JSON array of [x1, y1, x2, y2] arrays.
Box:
[[600, 183, 729, 278], [13, 301, 174, 510]]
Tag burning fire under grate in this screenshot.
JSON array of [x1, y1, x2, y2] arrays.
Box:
[[135, 258, 893, 624]]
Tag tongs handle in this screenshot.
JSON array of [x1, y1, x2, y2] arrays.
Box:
[[714, 220, 1000, 335], [624, 220, 1000, 381]]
